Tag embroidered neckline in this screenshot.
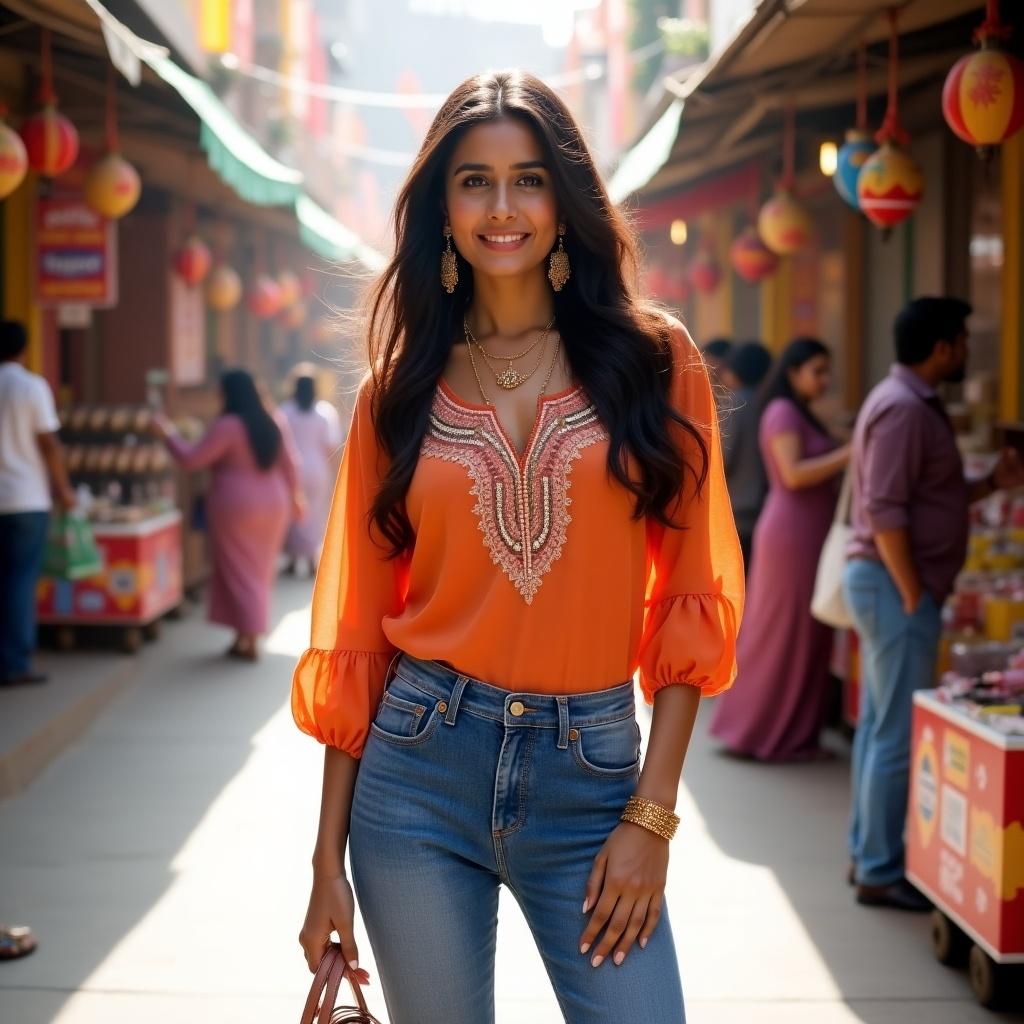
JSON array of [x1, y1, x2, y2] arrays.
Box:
[[422, 385, 607, 604]]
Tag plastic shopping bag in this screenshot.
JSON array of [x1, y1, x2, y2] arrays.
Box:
[[43, 511, 105, 580]]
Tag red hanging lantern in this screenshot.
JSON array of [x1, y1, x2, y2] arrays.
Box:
[[174, 236, 212, 286], [247, 274, 283, 319], [277, 269, 301, 308], [730, 225, 779, 283], [857, 8, 924, 229], [0, 107, 28, 200], [942, 0, 1024, 155], [758, 104, 812, 255], [689, 246, 722, 294], [206, 264, 242, 311], [85, 66, 140, 220], [19, 30, 79, 178]]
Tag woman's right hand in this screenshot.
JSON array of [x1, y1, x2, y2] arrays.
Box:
[[298, 871, 369, 982]]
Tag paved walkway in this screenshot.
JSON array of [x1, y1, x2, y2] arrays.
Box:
[[0, 578, 1019, 1023]]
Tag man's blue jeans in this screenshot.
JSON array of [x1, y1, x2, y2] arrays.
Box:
[[349, 653, 686, 1023], [843, 558, 942, 886], [0, 511, 49, 679]]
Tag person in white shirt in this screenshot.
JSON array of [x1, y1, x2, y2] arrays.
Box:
[[0, 321, 75, 686]]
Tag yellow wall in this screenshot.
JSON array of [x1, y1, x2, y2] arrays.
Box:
[[1001, 133, 1022, 422], [760, 255, 793, 353], [2, 175, 42, 372]]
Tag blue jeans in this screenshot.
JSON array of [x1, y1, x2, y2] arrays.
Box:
[[349, 653, 685, 1024], [843, 559, 942, 886], [0, 511, 49, 679]]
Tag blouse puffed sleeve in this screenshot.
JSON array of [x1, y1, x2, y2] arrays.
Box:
[[637, 317, 745, 701], [290, 378, 408, 757]]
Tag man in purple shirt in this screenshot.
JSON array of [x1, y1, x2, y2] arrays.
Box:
[[843, 297, 1024, 911]]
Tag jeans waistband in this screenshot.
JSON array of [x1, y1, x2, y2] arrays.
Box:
[[391, 653, 637, 746]]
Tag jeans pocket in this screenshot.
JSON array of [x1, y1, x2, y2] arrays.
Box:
[[370, 676, 442, 745], [845, 583, 878, 636], [571, 717, 641, 779]]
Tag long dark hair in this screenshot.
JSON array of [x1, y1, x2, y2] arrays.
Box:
[[760, 337, 832, 434], [294, 376, 316, 412], [364, 69, 708, 556], [221, 369, 282, 470]]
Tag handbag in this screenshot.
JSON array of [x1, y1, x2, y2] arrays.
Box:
[[811, 468, 854, 629], [300, 944, 383, 1024]]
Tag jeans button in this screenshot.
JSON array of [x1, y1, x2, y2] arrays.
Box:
[[437, 700, 448, 713], [509, 700, 525, 717]]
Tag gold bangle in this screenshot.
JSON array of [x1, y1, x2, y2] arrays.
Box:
[[620, 795, 680, 841]]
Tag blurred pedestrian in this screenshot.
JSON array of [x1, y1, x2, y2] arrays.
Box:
[[0, 320, 76, 688], [292, 71, 743, 1022], [281, 365, 342, 578], [701, 336, 733, 383], [711, 338, 849, 761], [844, 298, 1024, 910], [154, 370, 305, 662], [720, 341, 773, 570]]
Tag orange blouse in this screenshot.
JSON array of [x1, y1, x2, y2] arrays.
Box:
[[291, 317, 744, 757]]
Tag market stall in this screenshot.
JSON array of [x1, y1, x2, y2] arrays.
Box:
[[36, 404, 183, 651]]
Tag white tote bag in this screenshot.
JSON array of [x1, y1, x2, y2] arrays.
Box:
[[811, 469, 854, 629]]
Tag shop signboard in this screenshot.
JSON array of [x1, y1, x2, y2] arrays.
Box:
[[35, 195, 117, 307]]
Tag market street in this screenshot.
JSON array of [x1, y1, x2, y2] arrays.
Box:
[[0, 578, 1016, 1024]]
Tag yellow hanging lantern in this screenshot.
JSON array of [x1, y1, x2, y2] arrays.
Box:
[[85, 152, 140, 219]]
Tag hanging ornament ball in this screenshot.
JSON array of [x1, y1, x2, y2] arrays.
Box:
[[206, 264, 242, 311], [730, 226, 780, 283], [757, 189, 812, 255], [19, 104, 79, 178], [857, 142, 924, 229], [277, 270, 301, 308], [174, 236, 212, 286], [943, 47, 1024, 150], [834, 129, 875, 210], [84, 152, 140, 219], [248, 274, 284, 319], [280, 300, 307, 331], [0, 118, 28, 200], [689, 254, 722, 294]]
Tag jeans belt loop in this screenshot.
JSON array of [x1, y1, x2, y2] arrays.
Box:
[[556, 696, 569, 749], [445, 676, 468, 725]]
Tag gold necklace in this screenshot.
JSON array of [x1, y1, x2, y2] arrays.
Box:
[[464, 317, 556, 391], [467, 325, 563, 409]]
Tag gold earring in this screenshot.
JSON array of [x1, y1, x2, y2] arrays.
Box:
[[548, 225, 571, 292], [441, 225, 458, 294]]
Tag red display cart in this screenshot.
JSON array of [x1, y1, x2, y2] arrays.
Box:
[[37, 510, 183, 652], [907, 690, 1024, 1008]]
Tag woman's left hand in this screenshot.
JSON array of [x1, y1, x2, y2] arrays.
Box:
[[578, 821, 669, 968]]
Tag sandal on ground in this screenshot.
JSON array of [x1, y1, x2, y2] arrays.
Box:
[[0, 926, 37, 961]]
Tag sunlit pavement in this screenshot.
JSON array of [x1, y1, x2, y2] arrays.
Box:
[[0, 578, 1018, 1023]]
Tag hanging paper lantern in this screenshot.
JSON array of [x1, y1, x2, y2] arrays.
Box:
[[19, 104, 79, 178], [857, 142, 924, 229], [689, 253, 721, 294], [84, 152, 140, 219], [277, 270, 301, 308], [247, 274, 283, 319], [730, 226, 779, 283], [206, 264, 242, 311], [757, 189, 812, 255], [0, 115, 27, 200], [834, 129, 875, 210], [943, 48, 1024, 151], [174, 236, 212, 286], [280, 301, 307, 331]]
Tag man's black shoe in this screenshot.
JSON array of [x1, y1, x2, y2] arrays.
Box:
[[856, 878, 931, 912], [1, 671, 49, 687]]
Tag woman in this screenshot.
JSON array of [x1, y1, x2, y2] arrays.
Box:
[[154, 370, 305, 661], [292, 71, 743, 1023], [710, 338, 849, 762], [281, 367, 342, 577]]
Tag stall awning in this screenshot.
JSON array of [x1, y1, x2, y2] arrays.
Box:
[[295, 195, 387, 272], [145, 54, 303, 208], [613, 0, 985, 202], [608, 99, 684, 204]]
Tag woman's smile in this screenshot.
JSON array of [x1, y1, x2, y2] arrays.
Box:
[[478, 231, 531, 252]]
